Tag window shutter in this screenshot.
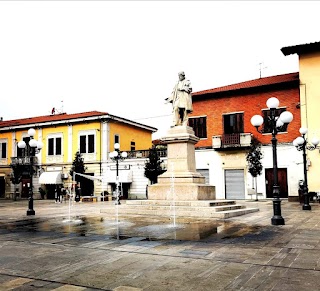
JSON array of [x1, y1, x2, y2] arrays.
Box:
[[56, 137, 62, 155], [80, 135, 86, 153]]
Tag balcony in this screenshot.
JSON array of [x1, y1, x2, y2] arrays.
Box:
[[126, 149, 167, 159], [212, 133, 252, 150], [11, 156, 38, 165]]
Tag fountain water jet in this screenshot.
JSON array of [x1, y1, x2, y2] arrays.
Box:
[[170, 163, 176, 228]]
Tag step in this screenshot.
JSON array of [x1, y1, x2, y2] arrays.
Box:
[[120, 204, 244, 212], [214, 208, 260, 218], [125, 200, 236, 207], [100, 205, 259, 219]]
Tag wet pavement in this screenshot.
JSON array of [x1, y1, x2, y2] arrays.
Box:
[[0, 199, 320, 290]]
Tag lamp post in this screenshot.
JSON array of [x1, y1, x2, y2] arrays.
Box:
[[109, 143, 128, 205], [293, 127, 319, 211], [251, 97, 293, 225], [17, 128, 43, 215]]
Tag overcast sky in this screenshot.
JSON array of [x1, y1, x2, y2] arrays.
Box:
[[1, 1, 319, 139]]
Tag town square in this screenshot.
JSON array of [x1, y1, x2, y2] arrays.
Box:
[[1, 1, 320, 290]]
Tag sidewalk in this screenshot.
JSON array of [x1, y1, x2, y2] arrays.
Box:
[[0, 199, 320, 290]]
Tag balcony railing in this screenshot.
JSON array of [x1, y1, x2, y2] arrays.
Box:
[[126, 149, 167, 159], [222, 133, 240, 146], [11, 156, 38, 165], [10, 149, 168, 167], [212, 133, 252, 150]]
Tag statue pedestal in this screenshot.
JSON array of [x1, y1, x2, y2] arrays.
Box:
[[148, 126, 215, 200]]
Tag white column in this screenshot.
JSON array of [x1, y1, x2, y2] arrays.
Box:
[[68, 125, 73, 163], [12, 132, 16, 157], [102, 121, 109, 161], [37, 128, 43, 165]]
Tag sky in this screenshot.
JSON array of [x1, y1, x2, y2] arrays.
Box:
[[1, 1, 319, 139]]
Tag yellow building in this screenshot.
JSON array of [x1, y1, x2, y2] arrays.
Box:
[[0, 111, 157, 200], [282, 41, 320, 192]]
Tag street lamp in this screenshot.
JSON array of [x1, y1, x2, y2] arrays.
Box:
[[293, 127, 319, 211], [251, 97, 293, 225], [18, 128, 43, 215], [109, 143, 128, 205]]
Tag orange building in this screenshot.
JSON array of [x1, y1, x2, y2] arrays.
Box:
[[189, 73, 302, 201]]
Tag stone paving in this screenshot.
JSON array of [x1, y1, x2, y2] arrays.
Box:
[[0, 199, 320, 290]]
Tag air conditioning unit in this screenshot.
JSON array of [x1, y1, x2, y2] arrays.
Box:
[[61, 173, 69, 179]]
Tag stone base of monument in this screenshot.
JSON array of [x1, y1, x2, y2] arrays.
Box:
[[147, 183, 215, 200], [134, 126, 260, 218], [148, 125, 215, 201]]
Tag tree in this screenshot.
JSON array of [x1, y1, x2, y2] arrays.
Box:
[[10, 163, 24, 201], [246, 137, 263, 201], [70, 151, 87, 201], [144, 145, 166, 185], [69, 151, 86, 178]]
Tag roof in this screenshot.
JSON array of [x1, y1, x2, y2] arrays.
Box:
[[192, 72, 299, 97], [281, 41, 320, 56], [0, 111, 157, 132], [0, 111, 106, 128]]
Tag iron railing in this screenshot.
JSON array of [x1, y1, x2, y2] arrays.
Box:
[[10, 156, 38, 165], [221, 133, 241, 147], [213, 133, 252, 149], [126, 149, 167, 159]]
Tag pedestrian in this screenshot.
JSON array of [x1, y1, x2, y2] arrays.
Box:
[[54, 187, 58, 203], [61, 187, 66, 202], [39, 187, 45, 199], [75, 184, 81, 202], [57, 186, 62, 203]]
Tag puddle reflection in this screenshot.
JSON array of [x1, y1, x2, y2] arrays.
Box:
[[0, 215, 265, 242]]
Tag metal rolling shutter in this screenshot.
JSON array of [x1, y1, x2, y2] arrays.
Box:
[[197, 169, 209, 184], [225, 169, 245, 199]]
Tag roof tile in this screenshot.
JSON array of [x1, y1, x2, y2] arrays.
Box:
[[281, 41, 320, 56], [192, 72, 299, 96], [0, 111, 108, 128]]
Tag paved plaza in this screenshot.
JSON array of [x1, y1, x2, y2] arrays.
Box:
[[0, 198, 320, 290]]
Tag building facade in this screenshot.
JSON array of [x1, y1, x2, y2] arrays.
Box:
[[0, 111, 157, 200], [281, 41, 320, 193], [188, 73, 303, 200]]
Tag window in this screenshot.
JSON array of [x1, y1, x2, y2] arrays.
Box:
[[131, 141, 136, 151], [80, 134, 95, 154], [114, 134, 119, 145], [188, 116, 207, 138], [17, 137, 30, 157], [262, 108, 288, 133], [0, 140, 7, 159], [223, 113, 243, 134], [48, 136, 62, 156], [88, 134, 94, 153]]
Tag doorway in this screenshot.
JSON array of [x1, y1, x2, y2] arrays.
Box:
[[265, 168, 288, 198], [0, 176, 5, 198], [110, 183, 129, 200], [225, 169, 245, 199], [76, 173, 94, 196], [21, 178, 31, 198]]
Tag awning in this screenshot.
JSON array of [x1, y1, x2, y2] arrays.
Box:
[[105, 170, 133, 183], [39, 171, 62, 184], [74, 172, 103, 182]]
